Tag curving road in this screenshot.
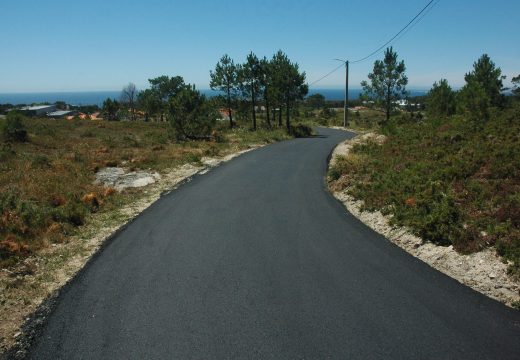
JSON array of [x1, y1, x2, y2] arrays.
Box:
[[28, 128, 520, 359]]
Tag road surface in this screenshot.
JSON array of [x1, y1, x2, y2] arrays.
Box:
[[28, 128, 520, 359]]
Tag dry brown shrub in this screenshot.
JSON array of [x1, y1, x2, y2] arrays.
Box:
[[47, 222, 62, 234], [49, 194, 67, 207], [103, 187, 116, 197], [82, 192, 96, 202], [405, 197, 417, 208]]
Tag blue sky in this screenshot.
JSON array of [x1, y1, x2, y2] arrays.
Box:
[[0, 0, 519, 92]]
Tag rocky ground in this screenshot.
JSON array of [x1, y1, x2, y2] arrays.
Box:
[[329, 132, 520, 307], [0, 145, 262, 355]]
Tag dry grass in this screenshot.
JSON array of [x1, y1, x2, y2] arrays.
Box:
[[0, 118, 289, 268]]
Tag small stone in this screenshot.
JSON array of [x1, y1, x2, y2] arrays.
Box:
[[13, 332, 21, 338], [489, 273, 497, 279]]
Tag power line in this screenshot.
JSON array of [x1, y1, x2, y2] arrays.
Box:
[[351, 0, 437, 63], [308, 0, 439, 86], [390, 0, 440, 47], [308, 63, 344, 87]]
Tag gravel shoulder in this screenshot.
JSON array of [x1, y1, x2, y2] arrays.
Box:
[[0, 145, 262, 356], [329, 131, 520, 307]]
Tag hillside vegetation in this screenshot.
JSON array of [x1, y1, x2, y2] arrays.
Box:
[[329, 53, 520, 277], [330, 104, 520, 276], [0, 117, 290, 267]]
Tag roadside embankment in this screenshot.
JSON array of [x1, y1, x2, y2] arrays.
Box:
[[328, 132, 520, 307]]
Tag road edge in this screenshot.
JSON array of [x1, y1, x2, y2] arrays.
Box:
[[327, 131, 520, 309], [0, 146, 264, 359]]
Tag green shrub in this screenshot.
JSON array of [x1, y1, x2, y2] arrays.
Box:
[[2, 112, 28, 142], [183, 152, 202, 164], [169, 87, 216, 141], [290, 123, 314, 138], [0, 142, 15, 161], [32, 154, 52, 168], [52, 201, 88, 226]]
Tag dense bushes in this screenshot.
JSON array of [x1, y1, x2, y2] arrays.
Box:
[[329, 104, 520, 275], [2, 112, 28, 142], [168, 86, 217, 140], [290, 123, 314, 137]]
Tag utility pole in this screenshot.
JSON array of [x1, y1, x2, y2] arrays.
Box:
[[335, 59, 349, 128]]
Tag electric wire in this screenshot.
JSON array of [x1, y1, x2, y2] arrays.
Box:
[[308, 63, 345, 87], [351, 0, 436, 63], [308, 0, 438, 86]]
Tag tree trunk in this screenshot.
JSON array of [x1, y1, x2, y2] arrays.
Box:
[[386, 83, 391, 123], [286, 97, 291, 132], [227, 87, 233, 128], [265, 97, 271, 129], [251, 85, 257, 131], [278, 100, 282, 127]]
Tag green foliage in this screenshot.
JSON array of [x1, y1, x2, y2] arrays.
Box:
[[426, 79, 456, 117], [457, 79, 491, 122], [168, 86, 217, 140], [102, 98, 120, 121], [148, 75, 186, 101], [464, 54, 505, 107], [138, 88, 162, 121], [361, 47, 408, 123], [512, 74, 520, 97], [306, 93, 326, 109], [2, 112, 28, 142], [329, 106, 520, 273], [210, 54, 240, 128], [456, 54, 506, 123], [290, 123, 314, 138], [240, 52, 262, 130], [31, 154, 52, 168], [271, 50, 308, 130], [209, 51, 307, 132], [145, 75, 188, 122]]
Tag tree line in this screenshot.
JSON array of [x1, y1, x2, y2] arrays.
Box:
[[426, 54, 518, 122], [358, 47, 519, 126], [210, 51, 308, 131], [102, 50, 308, 139]]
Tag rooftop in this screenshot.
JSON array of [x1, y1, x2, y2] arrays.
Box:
[[21, 105, 55, 111], [48, 110, 73, 116]]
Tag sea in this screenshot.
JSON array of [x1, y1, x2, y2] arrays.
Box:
[[0, 88, 429, 106]]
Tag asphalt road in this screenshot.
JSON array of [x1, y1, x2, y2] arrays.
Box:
[[28, 128, 520, 359]]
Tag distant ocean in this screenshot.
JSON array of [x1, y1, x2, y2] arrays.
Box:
[[0, 88, 429, 106]]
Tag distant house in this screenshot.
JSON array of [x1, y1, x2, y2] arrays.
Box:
[[394, 99, 408, 107], [20, 105, 56, 116], [65, 111, 103, 121], [218, 108, 231, 121], [47, 110, 75, 119]]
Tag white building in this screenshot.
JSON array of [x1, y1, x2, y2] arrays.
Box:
[[20, 105, 56, 116]]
